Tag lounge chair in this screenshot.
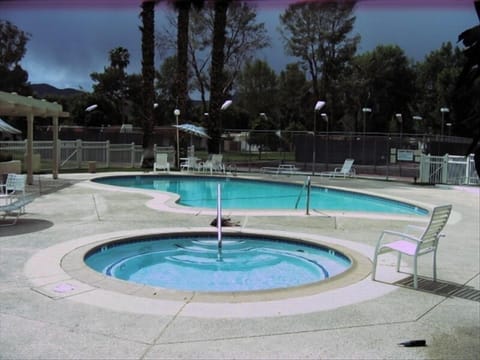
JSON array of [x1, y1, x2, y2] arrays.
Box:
[[371, 204, 452, 288], [201, 154, 225, 174], [180, 157, 201, 172], [0, 173, 27, 212], [320, 159, 355, 178], [1, 195, 34, 226], [153, 153, 170, 172], [261, 164, 300, 175]]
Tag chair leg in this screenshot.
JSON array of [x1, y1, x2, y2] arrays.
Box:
[[396, 252, 402, 272], [413, 256, 418, 289], [371, 251, 378, 281], [433, 250, 437, 282]]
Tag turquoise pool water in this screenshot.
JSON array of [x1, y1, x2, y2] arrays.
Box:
[[93, 175, 428, 215], [85, 234, 352, 292]]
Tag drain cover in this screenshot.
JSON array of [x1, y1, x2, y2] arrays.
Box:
[[395, 276, 480, 302]]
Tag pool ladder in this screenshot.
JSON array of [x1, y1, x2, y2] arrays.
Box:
[[216, 183, 223, 262], [295, 176, 312, 215]]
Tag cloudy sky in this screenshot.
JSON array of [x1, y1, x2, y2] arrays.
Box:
[[1, 0, 478, 91]]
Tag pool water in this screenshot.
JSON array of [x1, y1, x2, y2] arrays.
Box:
[[93, 175, 428, 215], [84, 235, 352, 292]]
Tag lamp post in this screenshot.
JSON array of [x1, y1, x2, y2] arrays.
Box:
[[440, 107, 449, 139], [446, 122, 452, 137], [395, 113, 403, 140], [174, 108, 180, 169], [312, 100, 326, 175], [321, 113, 329, 171], [219, 100, 232, 153], [412, 115, 422, 134], [361, 107, 372, 165]]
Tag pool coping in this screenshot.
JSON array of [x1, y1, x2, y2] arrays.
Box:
[[25, 227, 409, 318]]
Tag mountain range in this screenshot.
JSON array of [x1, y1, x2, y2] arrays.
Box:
[[30, 83, 83, 98]]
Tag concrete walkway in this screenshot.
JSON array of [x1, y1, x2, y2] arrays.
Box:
[[1, 172, 479, 359]]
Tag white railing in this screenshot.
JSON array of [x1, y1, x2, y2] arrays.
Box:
[[0, 140, 174, 170], [419, 153, 479, 185]]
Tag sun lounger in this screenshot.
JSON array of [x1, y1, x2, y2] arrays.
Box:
[[320, 159, 355, 178], [261, 164, 300, 175], [153, 153, 170, 172], [0, 196, 34, 226]]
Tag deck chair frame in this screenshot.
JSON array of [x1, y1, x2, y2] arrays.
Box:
[[153, 153, 170, 172], [371, 204, 452, 288], [320, 159, 355, 178]]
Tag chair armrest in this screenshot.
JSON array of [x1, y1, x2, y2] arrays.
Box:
[[376, 229, 422, 248]]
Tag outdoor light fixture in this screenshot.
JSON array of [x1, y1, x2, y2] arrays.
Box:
[[154, 103, 159, 109], [315, 101, 326, 111], [85, 104, 98, 112], [221, 100, 232, 111], [174, 109, 180, 168], [218, 100, 232, 153], [312, 100, 326, 175]]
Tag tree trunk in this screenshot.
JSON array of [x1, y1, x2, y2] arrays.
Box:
[[207, 0, 230, 154], [140, 0, 156, 168], [176, 2, 190, 121]]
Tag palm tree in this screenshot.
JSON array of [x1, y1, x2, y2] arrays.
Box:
[[208, 0, 232, 153], [140, 0, 159, 167], [173, 0, 205, 120]]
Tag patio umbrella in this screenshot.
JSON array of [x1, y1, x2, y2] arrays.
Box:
[[174, 123, 210, 139], [0, 118, 21, 135]]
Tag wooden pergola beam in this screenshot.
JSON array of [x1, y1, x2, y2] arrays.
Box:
[[0, 91, 70, 184]]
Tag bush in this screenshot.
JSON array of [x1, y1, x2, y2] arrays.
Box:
[[0, 152, 13, 162]]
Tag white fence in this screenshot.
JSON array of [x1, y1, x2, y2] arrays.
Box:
[[1, 140, 478, 185], [419, 154, 479, 185], [0, 140, 175, 170]]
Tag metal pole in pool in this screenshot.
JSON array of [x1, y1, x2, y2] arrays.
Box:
[[217, 183, 223, 261], [306, 176, 311, 215]]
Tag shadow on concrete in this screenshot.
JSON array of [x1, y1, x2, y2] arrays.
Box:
[[0, 219, 54, 236]]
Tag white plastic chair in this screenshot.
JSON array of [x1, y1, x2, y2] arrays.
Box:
[[180, 157, 201, 171], [0, 173, 27, 212], [201, 154, 225, 174], [371, 204, 452, 288], [153, 153, 170, 172], [320, 159, 355, 178]]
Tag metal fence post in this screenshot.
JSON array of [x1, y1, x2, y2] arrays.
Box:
[[419, 154, 427, 183], [76, 139, 82, 169], [130, 142, 135, 168], [105, 140, 110, 168], [441, 154, 449, 184]]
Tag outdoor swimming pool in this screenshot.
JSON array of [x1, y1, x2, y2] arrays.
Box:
[[84, 233, 352, 292], [93, 175, 428, 215]]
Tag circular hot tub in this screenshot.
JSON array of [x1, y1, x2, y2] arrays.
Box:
[[84, 232, 352, 293]]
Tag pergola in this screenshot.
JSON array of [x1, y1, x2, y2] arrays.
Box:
[[0, 91, 70, 184]]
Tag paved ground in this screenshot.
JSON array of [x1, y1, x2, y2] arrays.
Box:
[[1, 171, 479, 359]]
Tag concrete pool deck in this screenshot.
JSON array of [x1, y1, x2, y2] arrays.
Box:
[[1, 172, 479, 359]]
